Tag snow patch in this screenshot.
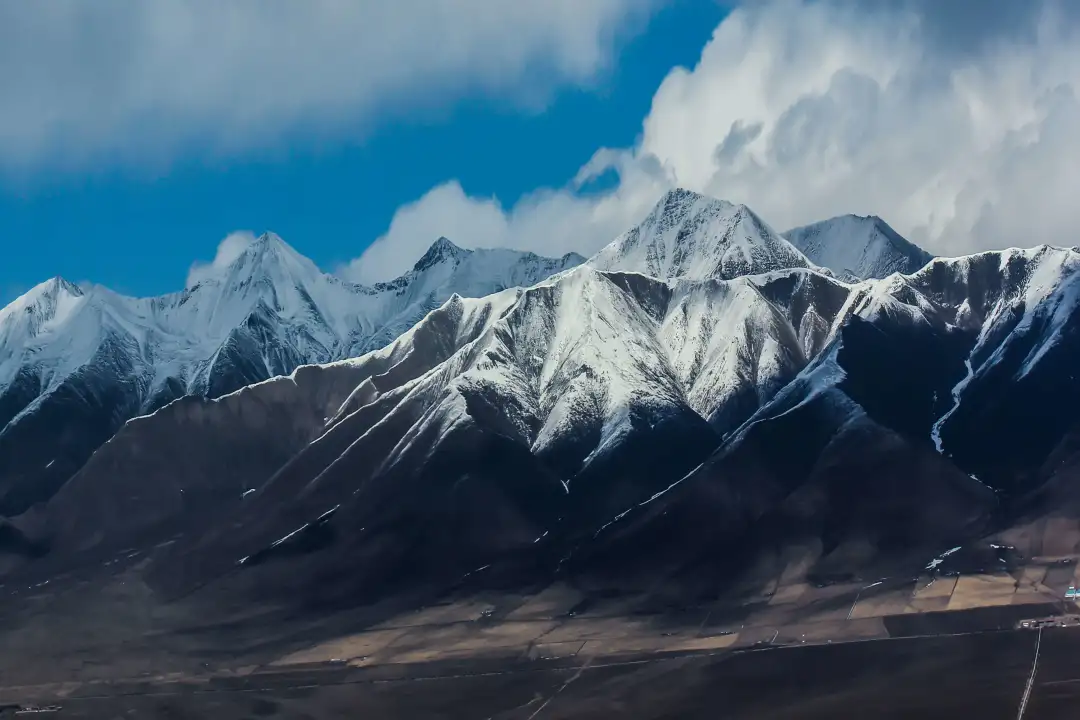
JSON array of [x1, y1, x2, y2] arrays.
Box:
[[925, 546, 963, 571]]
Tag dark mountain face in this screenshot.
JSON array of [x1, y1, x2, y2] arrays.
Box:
[[25, 361, 374, 564], [833, 315, 972, 443], [570, 247, 1080, 601], [4, 193, 1080, 640], [0, 335, 147, 516], [569, 327, 995, 603], [9, 254, 1074, 616], [932, 298, 1080, 494], [0, 237, 581, 522], [17, 278, 730, 606]]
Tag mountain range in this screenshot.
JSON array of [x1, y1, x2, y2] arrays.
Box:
[[5, 188, 1080, 622], [0, 235, 582, 516]]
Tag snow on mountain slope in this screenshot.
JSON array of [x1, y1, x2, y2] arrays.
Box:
[[589, 188, 813, 281], [0, 233, 581, 516], [18, 205, 1080, 606], [0, 278, 86, 348], [784, 214, 934, 281], [36, 291, 522, 558], [914, 246, 1080, 485], [612, 242, 1080, 521], [34, 263, 870, 569], [354, 237, 585, 354], [572, 242, 1080, 572], [47, 244, 1042, 595], [847, 244, 1080, 445], [574, 328, 995, 597], [658, 270, 854, 435], [13, 183, 1080, 607], [425, 265, 863, 472], [0, 278, 92, 391]]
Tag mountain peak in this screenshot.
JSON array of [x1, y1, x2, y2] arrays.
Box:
[[220, 231, 323, 286], [250, 230, 287, 249], [33, 276, 83, 297], [1, 276, 83, 319], [41, 276, 84, 298], [245, 231, 307, 263], [658, 187, 752, 217], [412, 236, 469, 273], [0, 276, 87, 344], [784, 214, 933, 281], [658, 187, 722, 207], [588, 189, 810, 281]]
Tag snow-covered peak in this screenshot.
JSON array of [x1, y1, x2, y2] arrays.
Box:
[[1, 276, 83, 317], [0, 277, 86, 344], [784, 214, 933, 281], [0, 231, 584, 415], [354, 239, 584, 354], [196, 231, 328, 292], [589, 188, 812, 281], [155, 234, 353, 352], [376, 237, 584, 291], [412, 236, 469, 272], [0, 231, 589, 520]]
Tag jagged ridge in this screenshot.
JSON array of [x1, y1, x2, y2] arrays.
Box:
[[0, 234, 582, 515]]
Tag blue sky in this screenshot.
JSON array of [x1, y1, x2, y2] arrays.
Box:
[[0, 1, 727, 302], [3, 0, 1079, 305]]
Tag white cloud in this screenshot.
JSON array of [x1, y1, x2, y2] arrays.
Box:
[[349, 0, 1080, 280], [186, 230, 256, 287], [0, 0, 658, 173], [341, 178, 669, 283]]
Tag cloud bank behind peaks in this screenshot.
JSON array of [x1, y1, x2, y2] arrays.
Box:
[[351, 0, 1080, 281]]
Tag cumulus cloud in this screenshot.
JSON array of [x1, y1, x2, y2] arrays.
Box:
[[186, 230, 256, 287], [0, 0, 658, 173], [349, 0, 1080, 280]]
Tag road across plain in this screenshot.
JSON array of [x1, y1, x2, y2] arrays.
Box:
[[13, 626, 1080, 719]]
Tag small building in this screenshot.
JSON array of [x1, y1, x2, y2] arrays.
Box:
[[1067, 586, 1078, 599]]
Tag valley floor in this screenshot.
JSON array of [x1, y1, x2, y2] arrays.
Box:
[[6, 551, 1080, 717], [4, 628, 1080, 719]]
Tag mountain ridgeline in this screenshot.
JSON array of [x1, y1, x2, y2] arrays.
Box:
[[4, 188, 1080, 616], [0, 235, 582, 516]]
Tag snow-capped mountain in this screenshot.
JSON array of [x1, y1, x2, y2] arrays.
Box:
[[589, 188, 814, 280], [34, 264, 857, 587], [0, 233, 582, 516], [917, 246, 1080, 488], [15, 243, 1010, 584], [355, 237, 585, 353], [784, 214, 933, 281], [10, 188, 1080, 621], [579, 245, 1080, 593], [59, 244, 1080, 597]]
